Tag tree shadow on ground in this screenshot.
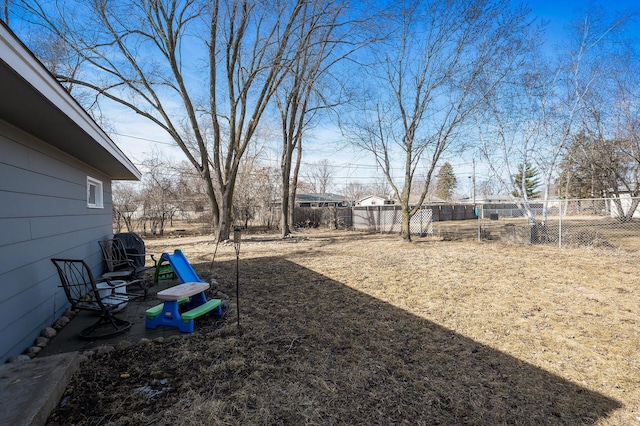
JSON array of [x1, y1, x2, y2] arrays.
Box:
[[199, 256, 621, 425]]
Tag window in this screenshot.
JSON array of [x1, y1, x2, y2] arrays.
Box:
[[87, 176, 103, 208]]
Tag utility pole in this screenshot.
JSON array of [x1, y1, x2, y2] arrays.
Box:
[[473, 158, 480, 242], [472, 158, 476, 205]]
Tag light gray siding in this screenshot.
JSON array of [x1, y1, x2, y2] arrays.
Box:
[[0, 120, 114, 363]]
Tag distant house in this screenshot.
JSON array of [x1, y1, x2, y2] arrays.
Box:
[[295, 193, 351, 208], [607, 188, 640, 219], [459, 195, 509, 204], [356, 195, 394, 206], [0, 22, 141, 363]]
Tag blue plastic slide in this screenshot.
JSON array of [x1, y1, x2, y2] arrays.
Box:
[[160, 249, 205, 283]]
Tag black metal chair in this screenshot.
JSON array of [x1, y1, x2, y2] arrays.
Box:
[[51, 258, 143, 339], [98, 237, 153, 280]]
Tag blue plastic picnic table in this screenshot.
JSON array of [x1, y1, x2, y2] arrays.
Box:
[[145, 282, 222, 332]]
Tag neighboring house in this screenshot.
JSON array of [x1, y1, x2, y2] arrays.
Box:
[[0, 22, 141, 363], [356, 195, 394, 207], [295, 193, 351, 208], [459, 195, 509, 203], [410, 195, 447, 205]]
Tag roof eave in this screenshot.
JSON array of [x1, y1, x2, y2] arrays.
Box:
[[0, 23, 140, 180]]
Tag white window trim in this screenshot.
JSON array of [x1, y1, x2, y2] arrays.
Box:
[[87, 176, 104, 208]]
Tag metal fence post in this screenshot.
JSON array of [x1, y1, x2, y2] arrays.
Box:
[[476, 205, 480, 242], [558, 201, 562, 248]]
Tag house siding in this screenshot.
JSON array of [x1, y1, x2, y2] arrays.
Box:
[[0, 120, 114, 363]]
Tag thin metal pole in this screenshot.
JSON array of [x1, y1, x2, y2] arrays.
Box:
[[235, 253, 240, 329], [477, 204, 481, 242], [558, 201, 562, 249], [472, 158, 476, 205], [234, 227, 241, 330]]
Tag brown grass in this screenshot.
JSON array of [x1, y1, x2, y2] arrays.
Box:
[[48, 230, 639, 425]]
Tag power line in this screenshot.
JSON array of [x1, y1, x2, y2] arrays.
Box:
[[110, 130, 484, 180], [111, 132, 175, 146]]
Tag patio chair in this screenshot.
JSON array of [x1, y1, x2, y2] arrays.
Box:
[[51, 258, 143, 339], [116, 231, 176, 284], [98, 237, 153, 281]]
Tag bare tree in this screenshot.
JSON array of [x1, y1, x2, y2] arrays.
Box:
[[342, 181, 371, 202], [610, 60, 640, 220], [345, 0, 530, 240], [477, 7, 635, 225], [233, 164, 280, 228], [112, 181, 141, 233], [580, 53, 640, 220], [476, 46, 562, 223], [233, 141, 281, 229], [139, 152, 180, 236], [556, 131, 614, 199], [275, 0, 366, 238], [2, 0, 9, 23], [171, 161, 209, 222], [17, 0, 309, 240], [305, 159, 335, 194], [545, 9, 636, 222], [369, 176, 393, 199], [475, 179, 502, 198]]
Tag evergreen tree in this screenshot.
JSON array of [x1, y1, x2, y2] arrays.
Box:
[[435, 162, 457, 200], [512, 163, 541, 198]]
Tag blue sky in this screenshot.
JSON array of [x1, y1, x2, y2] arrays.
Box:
[[107, 0, 640, 192], [527, 0, 639, 43]]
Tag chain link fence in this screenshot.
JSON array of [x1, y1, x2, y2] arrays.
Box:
[[476, 198, 640, 250], [115, 196, 640, 250], [350, 198, 640, 250]]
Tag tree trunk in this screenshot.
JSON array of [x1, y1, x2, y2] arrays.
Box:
[[288, 144, 303, 232], [626, 198, 640, 222], [288, 185, 297, 232], [280, 154, 292, 238], [613, 196, 640, 222], [124, 215, 133, 232], [401, 206, 411, 242], [217, 173, 239, 241], [216, 195, 232, 241], [280, 181, 290, 238]]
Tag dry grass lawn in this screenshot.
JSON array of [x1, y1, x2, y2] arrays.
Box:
[[48, 230, 639, 425]]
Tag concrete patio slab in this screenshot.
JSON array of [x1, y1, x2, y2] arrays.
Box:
[[0, 352, 79, 426], [3, 278, 190, 425]]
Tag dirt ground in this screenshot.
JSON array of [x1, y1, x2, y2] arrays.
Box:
[[47, 229, 639, 425]]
